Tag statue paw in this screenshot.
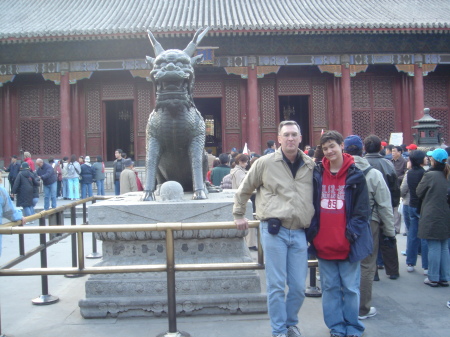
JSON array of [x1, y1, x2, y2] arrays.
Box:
[[142, 190, 155, 201], [192, 189, 207, 200]]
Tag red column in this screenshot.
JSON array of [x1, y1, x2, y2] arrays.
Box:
[[247, 65, 261, 153], [413, 63, 424, 121], [3, 86, 12, 163], [341, 64, 352, 137], [60, 72, 71, 156]]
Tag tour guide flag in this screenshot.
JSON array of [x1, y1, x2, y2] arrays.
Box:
[[243, 143, 249, 155]]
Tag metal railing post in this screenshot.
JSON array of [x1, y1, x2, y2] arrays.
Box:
[[64, 206, 83, 278], [305, 255, 322, 297], [31, 217, 59, 305], [157, 228, 191, 337], [86, 199, 102, 259]]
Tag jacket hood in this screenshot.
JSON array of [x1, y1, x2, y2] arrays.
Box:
[[322, 152, 355, 179], [352, 155, 371, 171]]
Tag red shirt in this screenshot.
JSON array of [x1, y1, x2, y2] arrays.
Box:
[[314, 153, 354, 260]]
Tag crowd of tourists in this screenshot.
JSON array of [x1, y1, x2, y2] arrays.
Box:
[[208, 123, 449, 337]]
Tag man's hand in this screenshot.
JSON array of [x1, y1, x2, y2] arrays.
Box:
[[234, 218, 249, 230], [21, 217, 26, 226]]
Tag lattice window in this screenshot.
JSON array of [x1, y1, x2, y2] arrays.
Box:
[[224, 81, 240, 129], [351, 76, 398, 141], [193, 81, 222, 97], [260, 79, 276, 128], [43, 120, 61, 155], [86, 86, 101, 133], [374, 110, 395, 142], [278, 79, 310, 95], [20, 120, 41, 154], [424, 78, 448, 107], [137, 84, 153, 133], [43, 86, 60, 117], [312, 79, 327, 127], [351, 78, 370, 108], [19, 84, 61, 156], [19, 87, 40, 117], [352, 110, 372, 140], [373, 78, 394, 108], [430, 109, 449, 144], [102, 83, 134, 99]]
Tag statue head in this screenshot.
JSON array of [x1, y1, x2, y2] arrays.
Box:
[[145, 27, 210, 107]]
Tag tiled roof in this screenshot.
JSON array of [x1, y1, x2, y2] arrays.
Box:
[[1, 0, 449, 42]]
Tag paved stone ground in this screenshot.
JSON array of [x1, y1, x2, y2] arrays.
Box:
[[1, 197, 449, 337]]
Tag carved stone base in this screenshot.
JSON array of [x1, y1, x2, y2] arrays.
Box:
[[79, 191, 267, 318]]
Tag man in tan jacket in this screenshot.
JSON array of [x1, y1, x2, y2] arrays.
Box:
[[120, 158, 138, 194], [233, 121, 315, 337]]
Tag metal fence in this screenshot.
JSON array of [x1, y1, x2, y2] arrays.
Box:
[[0, 196, 319, 337]]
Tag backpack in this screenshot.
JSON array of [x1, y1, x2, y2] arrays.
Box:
[[220, 173, 233, 189]]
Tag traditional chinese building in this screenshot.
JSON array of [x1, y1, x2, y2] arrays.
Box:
[[1, 0, 449, 165]]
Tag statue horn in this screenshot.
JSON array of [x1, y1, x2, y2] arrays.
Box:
[[183, 27, 210, 57], [147, 30, 165, 57]]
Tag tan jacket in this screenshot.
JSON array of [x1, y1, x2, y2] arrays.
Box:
[[233, 148, 315, 229], [120, 168, 138, 194], [231, 165, 247, 189]]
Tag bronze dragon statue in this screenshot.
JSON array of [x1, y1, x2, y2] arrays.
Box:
[[143, 27, 210, 201]]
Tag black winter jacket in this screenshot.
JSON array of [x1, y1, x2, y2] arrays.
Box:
[[12, 170, 40, 207], [407, 167, 425, 209], [417, 168, 450, 240]]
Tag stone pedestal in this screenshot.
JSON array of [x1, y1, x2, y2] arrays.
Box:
[[79, 191, 267, 318]]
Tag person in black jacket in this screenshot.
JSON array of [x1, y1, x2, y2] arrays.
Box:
[[36, 158, 57, 211], [405, 150, 428, 273], [3, 155, 20, 199], [80, 156, 95, 199], [417, 148, 450, 287], [364, 135, 400, 280], [12, 162, 40, 223]]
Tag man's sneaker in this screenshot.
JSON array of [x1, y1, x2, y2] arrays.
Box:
[[423, 269, 428, 276], [438, 281, 449, 287], [358, 306, 377, 320], [406, 265, 414, 272], [424, 277, 439, 287], [273, 334, 287, 337], [389, 274, 399, 280], [401, 250, 407, 256], [447, 301, 450, 309], [287, 325, 301, 337]]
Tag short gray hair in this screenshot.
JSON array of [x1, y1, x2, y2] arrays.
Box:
[[278, 121, 301, 135]]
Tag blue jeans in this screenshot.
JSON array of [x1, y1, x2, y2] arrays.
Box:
[[406, 207, 421, 266], [62, 178, 69, 198], [260, 222, 308, 335], [81, 183, 93, 199], [421, 239, 429, 270], [43, 182, 57, 210], [318, 258, 365, 337], [114, 180, 120, 195], [402, 204, 410, 233], [67, 178, 80, 199], [426, 239, 450, 282], [96, 179, 105, 195]]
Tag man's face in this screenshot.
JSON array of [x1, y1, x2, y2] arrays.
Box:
[[115, 151, 121, 159], [385, 148, 391, 155], [321, 140, 343, 164], [278, 125, 301, 154], [11, 157, 16, 163], [392, 148, 401, 160], [304, 145, 311, 152], [36, 161, 43, 168]]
